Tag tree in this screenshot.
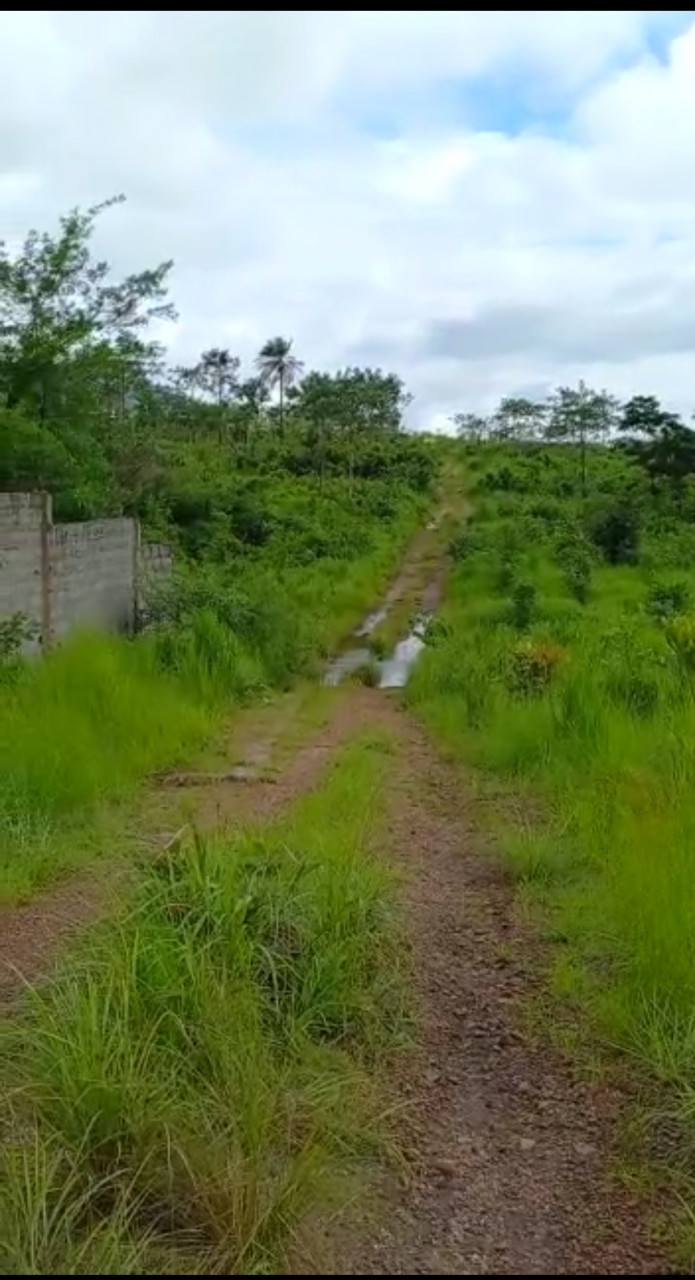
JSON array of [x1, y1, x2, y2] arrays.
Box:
[[293, 366, 409, 486], [619, 395, 695, 493], [195, 348, 240, 443], [237, 376, 269, 445], [0, 196, 175, 427], [196, 349, 240, 408], [294, 371, 337, 483], [256, 337, 304, 436], [452, 412, 489, 443], [620, 394, 681, 439], [547, 381, 620, 496], [494, 396, 547, 443]]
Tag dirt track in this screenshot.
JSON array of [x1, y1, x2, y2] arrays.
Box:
[[0, 512, 670, 1274]]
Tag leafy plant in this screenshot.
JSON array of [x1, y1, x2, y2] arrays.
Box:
[[589, 503, 640, 565], [664, 615, 695, 673], [0, 611, 38, 659], [510, 581, 537, 631], [646, 579, 690, 623], [506, 639, 565, 697]]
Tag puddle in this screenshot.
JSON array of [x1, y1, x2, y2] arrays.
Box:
[[323, 646, 373, 688], [378, 614, 431, 689], [323, 615, 431, 690], [354, 607, 388, 638]]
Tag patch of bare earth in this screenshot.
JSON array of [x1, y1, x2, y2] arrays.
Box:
[[321, 700, 670, 1277], [0, 870, 112, 1011]]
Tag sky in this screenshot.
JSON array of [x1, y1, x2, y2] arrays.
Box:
[[1, 10, 695, 431]]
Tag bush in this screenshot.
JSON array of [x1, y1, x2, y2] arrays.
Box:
[[510, 581, 537, 631], [506, 640, 565, 697], [0, 611, 39, 658], [554, 525, 593, 604], [350, 659, 381, 687], [589, 504, 640, 565], [646, 579, 690, 623], [664, 615, 695, 673], [480, 465, 519, 492]]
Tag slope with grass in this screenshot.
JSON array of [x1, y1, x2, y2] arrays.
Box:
[[408, 439, 695, 1260]]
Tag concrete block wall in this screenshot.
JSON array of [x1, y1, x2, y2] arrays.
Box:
[[0, 492, 49, 650], [49, 517, 138, 641], [138, 541, 173, 586], [0, 492, 172, 652]]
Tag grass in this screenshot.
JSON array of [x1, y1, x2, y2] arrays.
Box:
[[0, 482, 429, 905], [0, 632, 215, 903], [1, 731, 408, 1276], [407, 447, 695, 1255]]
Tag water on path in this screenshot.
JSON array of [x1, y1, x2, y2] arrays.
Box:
[[323, 614, 431, 690]]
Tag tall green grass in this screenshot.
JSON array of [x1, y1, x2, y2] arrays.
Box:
[[409, 462, 695, 1235], [0, 632, 216, 903], [2, 733, 407, 1275]]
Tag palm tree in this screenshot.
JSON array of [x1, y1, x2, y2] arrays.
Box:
[[255, 337, 304, 436]]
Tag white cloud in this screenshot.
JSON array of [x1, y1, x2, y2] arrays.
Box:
[[1, 10, 695, 428]]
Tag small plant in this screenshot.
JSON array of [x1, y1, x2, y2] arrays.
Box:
[[565, 560, 591, 604], [481, 465, 518, 492], [506, 640, 565, 697], [554, 526, 593, 604], [664, 615, 695, 673], [0, 611, 38, 659], [423, 617, 451, 647], [368, 634, 388, 660], [605, 670, 660, 718], [449, 530, 471, 561], [646, 579, 690, 623], [351, 659, 381, 687], [510, 581, 537, 631]]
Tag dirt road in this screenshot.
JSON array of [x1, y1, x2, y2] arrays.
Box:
[[0, 506, 669, 1275]]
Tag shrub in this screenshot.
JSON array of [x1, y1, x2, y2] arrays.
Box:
[[506, 640, 565, 697], [0, 611, 38, 658], [664, 615, 695, 673], [564, 559, 591, 604], [589, 504, 640, 565], [646, 579, 690, 623], [480, 465, 518, 492], [350, 659, 381, 687], [510, 581, 537, 631], [449, 530, 472, 562], [554, 526, 593, 604]]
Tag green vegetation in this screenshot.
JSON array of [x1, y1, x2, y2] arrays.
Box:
[[0, 633, 209, 901], [2, 733, 408, 1275], [410, 408, 695, 1229], [0, 199, 434, 902]]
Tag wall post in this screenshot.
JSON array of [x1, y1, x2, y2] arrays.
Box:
[[39, 491, 54, 652]]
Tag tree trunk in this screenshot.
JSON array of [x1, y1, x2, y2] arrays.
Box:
[[279, 371, 284, 438]]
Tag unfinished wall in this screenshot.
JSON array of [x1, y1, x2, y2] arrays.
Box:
[[0, 492, 49, 649], [0, 492, 171, 652], [49, 517, 138, 641], [138, 541, 173, 593]]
